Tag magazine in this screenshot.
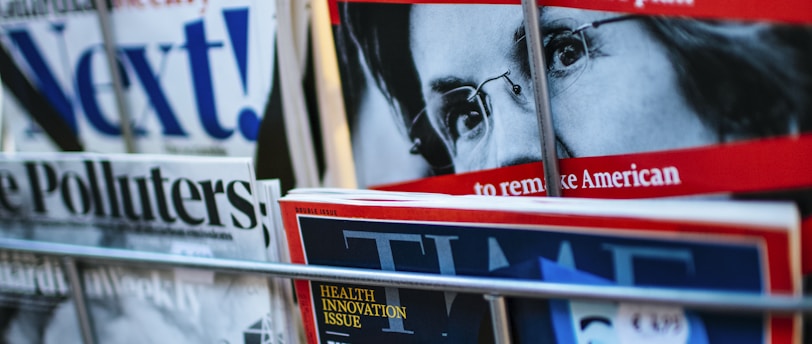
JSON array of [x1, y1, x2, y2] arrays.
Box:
[[326, 0, 812, 273], [0, 152, 274, 343], [257, 179, 302, 344], [310, 0, 356, 189], [254, 0, 331, 193], [0, 0, 276, 156], [0, 71, 5, 150], [279, 189, 801, 343]]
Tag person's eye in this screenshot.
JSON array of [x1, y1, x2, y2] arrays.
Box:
[[450, 108, 485, 140], [442, 96, 486, 143], [544, 31, 587, 74]]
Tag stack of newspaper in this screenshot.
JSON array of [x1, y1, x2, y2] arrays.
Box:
[[0, 153, 298, 344]]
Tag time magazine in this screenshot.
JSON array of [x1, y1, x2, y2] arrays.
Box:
[[280, 190, 801, 343]]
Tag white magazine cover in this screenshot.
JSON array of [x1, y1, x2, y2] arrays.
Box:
[[0, 71, 7, 152], [257, 179, 301, 344], [0, 0, 276, 156], [0, 152, 274, 343], [275, 0, 319, 188]]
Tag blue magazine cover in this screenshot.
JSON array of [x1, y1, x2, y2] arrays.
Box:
[[279, 193, 800, 343]]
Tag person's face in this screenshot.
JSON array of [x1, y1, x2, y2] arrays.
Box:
[[410, 5, 540, 173], [409, 6, 716, 173], [543, 7, 716, 158]]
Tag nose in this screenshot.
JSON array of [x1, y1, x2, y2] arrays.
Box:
[[487, 89, 542, 168]]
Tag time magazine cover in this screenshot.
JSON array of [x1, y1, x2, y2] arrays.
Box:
[[0, 153, 275, 343], [279, 190, 801, 343], [0, 0, 276, 156]]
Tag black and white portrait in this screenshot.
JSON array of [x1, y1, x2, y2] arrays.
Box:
[[334, 3, 812, 187]]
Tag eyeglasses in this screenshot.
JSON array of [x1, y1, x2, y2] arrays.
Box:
[[543, 14, 641, 96], [407, 70, 524, 170], [407, 15, 643, 170]]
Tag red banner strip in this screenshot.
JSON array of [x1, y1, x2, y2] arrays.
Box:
[[328, 0, 812, 26], [374, 134, 812, 199], [375, 134, 812, 273]]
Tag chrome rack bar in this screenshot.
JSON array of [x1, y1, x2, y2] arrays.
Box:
[[485, 294, 512, 344], [0, 238, 810, 314], [522, 0, 562, 197], [62, 257, 97, 344], [92, 0, 136, 153]]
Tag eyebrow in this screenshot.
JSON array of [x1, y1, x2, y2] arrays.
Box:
[[429, 76, 469, 94], [513, 24, 531, 78], [514, 25, 526, 43], [516, 6, 549, 42]]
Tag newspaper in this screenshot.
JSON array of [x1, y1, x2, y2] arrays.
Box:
[[0, 0, 276, 156], [0, 153, 274, 343]]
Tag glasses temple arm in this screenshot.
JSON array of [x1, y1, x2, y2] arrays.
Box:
[[469, 71, 523, 101], [574, 14, 641, 33]]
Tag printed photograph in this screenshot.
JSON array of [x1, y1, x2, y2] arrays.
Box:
[[333, 3, 812, 187]]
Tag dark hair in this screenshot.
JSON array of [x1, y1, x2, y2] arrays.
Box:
[[339, 4, 812, 162], [644, 19, 812, 139], [340, 3, 422, 129], [338, 3, 456, 173]]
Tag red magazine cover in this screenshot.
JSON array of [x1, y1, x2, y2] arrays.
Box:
[[279, 191, 801, 343], [326, 0, 812, 274], [326, 0, 812, 25]]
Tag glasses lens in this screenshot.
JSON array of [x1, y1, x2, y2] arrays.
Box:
[[542, 18, 590, 96], [425, 86, 491, 159], [408, 109, 453, 170]]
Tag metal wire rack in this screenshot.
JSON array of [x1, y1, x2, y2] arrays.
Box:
[[4, 0, 809, 343], [0, 238, 810, 344]]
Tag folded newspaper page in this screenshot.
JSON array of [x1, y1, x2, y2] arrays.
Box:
[[0, 153, 275, 343]]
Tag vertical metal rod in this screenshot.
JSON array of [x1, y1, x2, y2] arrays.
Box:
[[485, 294, 512, 344], [521, 0, 562, 197], [92, 0, 136, 153], [0, 72, 6, 153], [62, 257, 97, 344]]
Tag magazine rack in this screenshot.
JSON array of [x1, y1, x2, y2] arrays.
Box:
[[1, 1, 810, 344], [1, 237, 810, 344]]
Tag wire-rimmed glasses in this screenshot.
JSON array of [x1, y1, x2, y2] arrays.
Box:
[[543, 14, 641, 96], [407, 15, 643, 170], [407, 71, 524, 171]]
